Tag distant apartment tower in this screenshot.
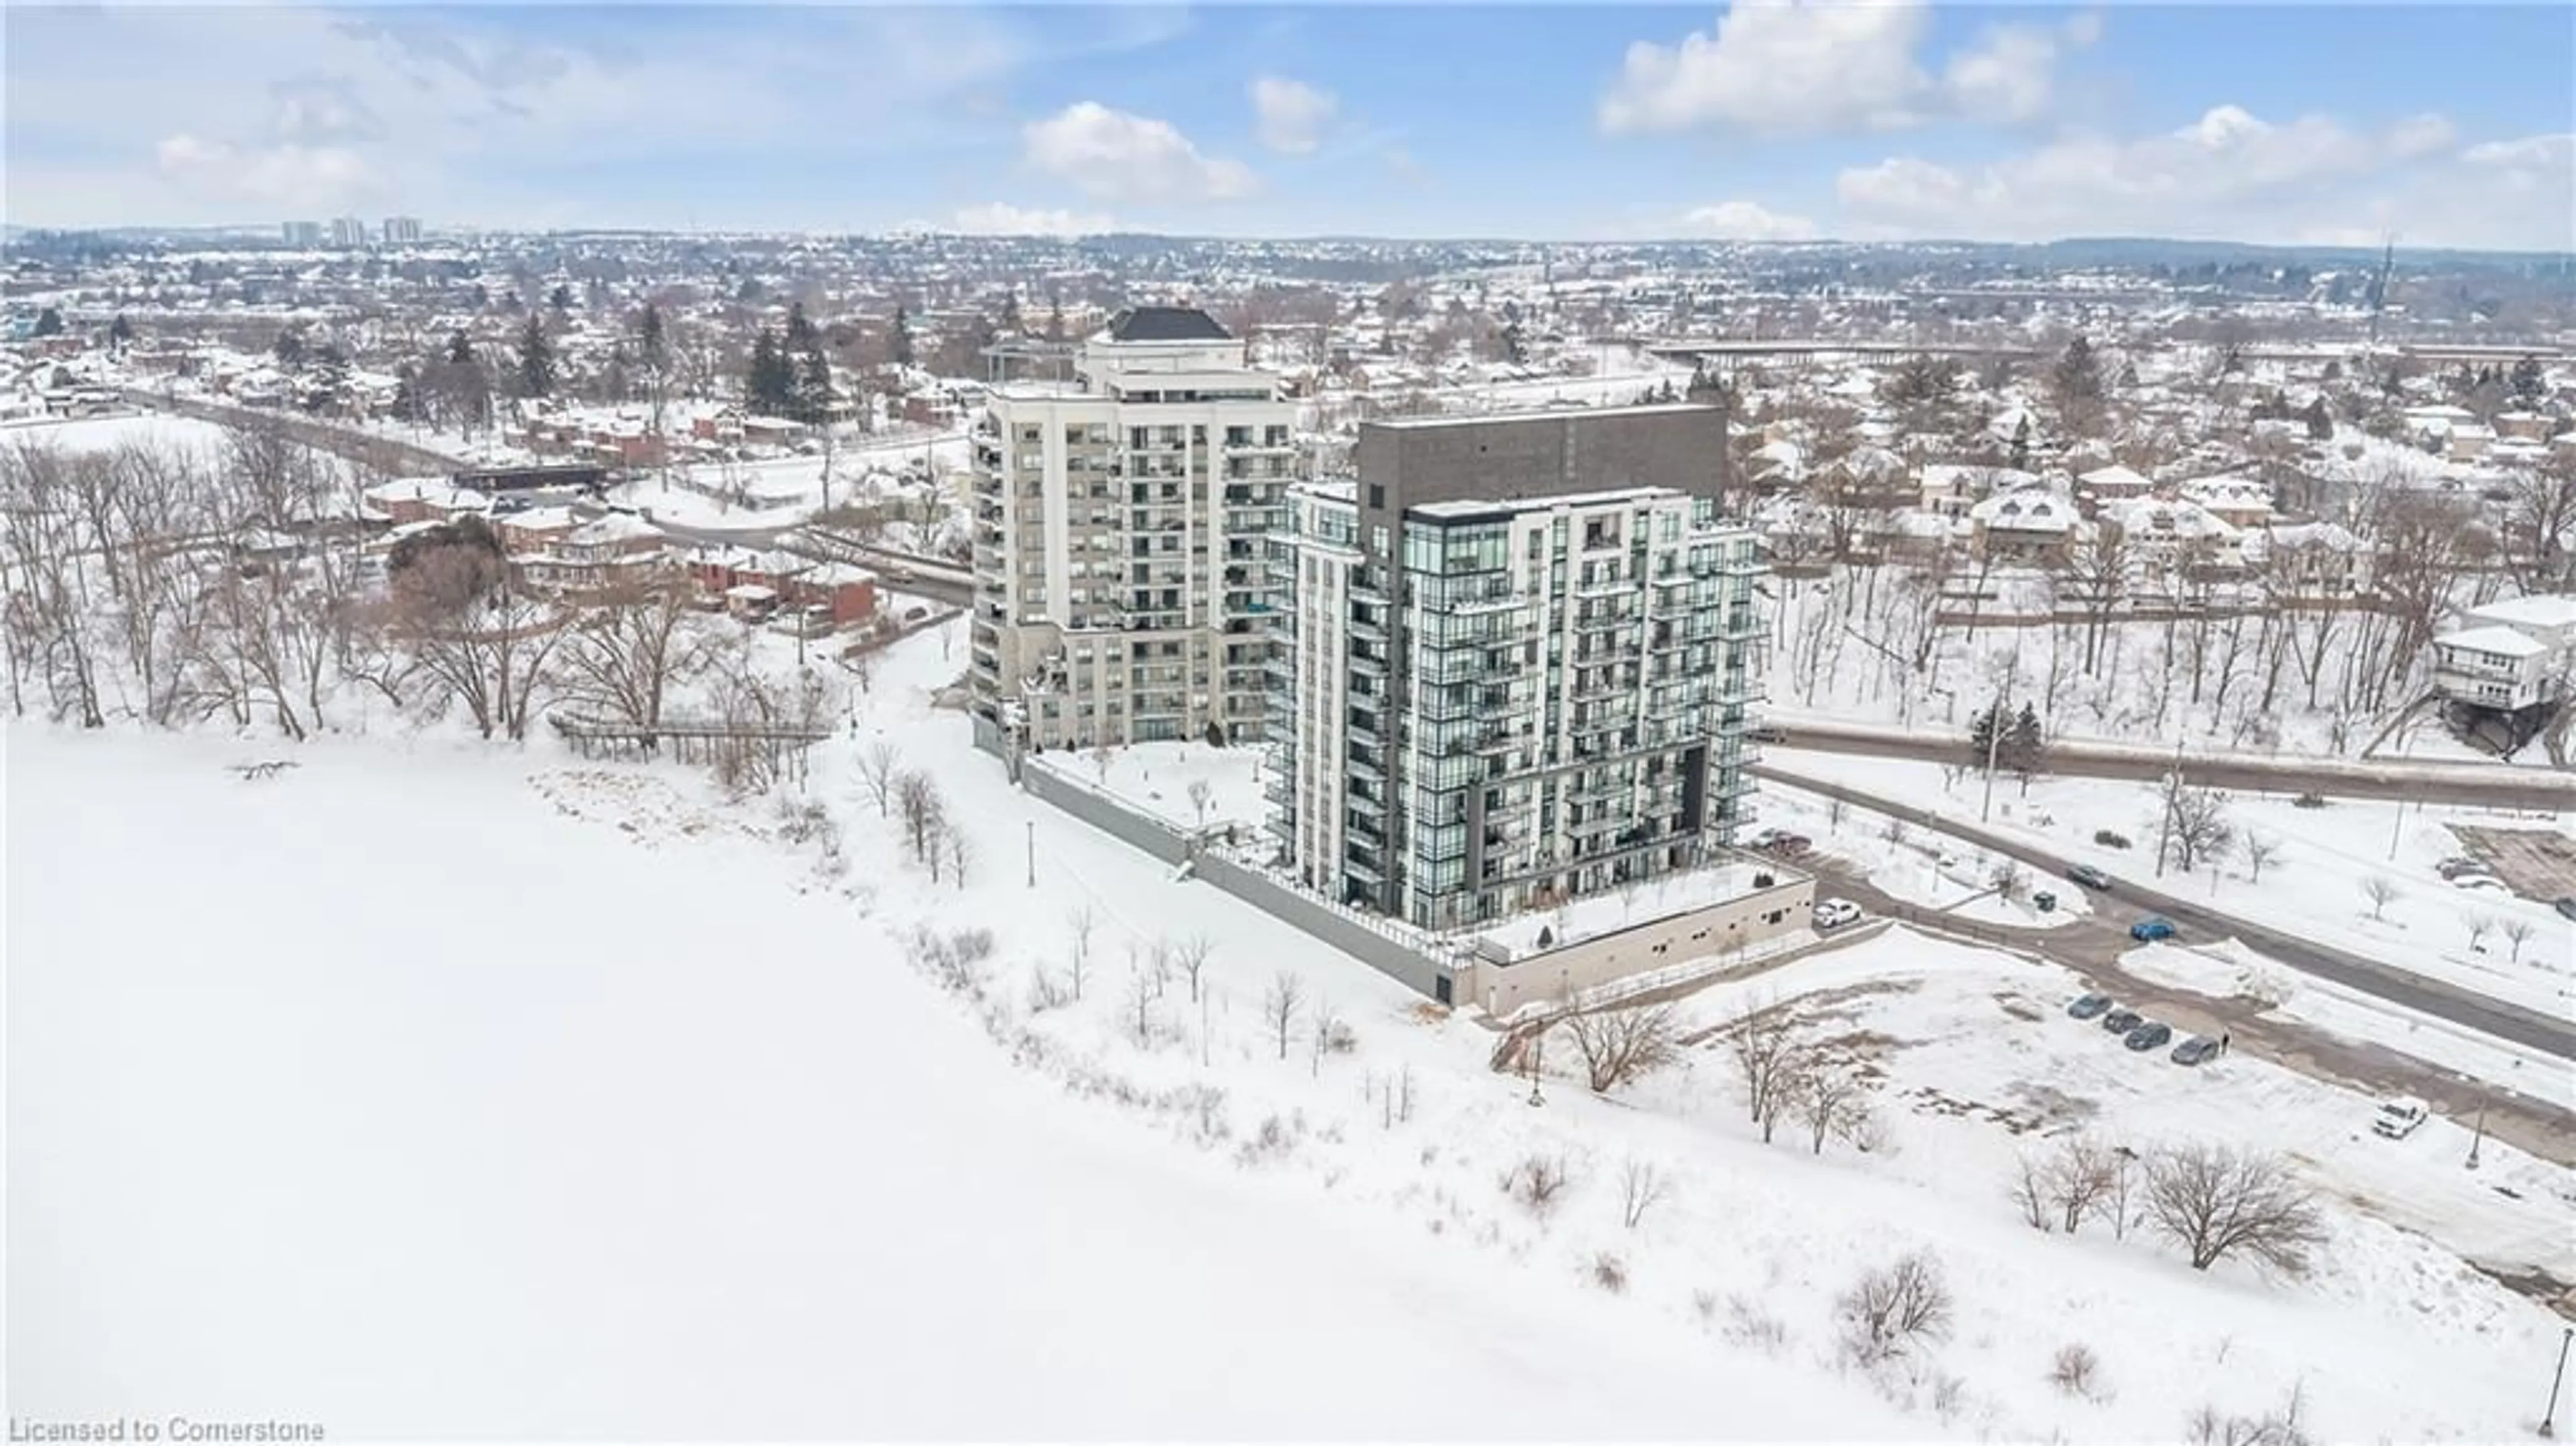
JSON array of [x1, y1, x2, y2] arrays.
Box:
[[381, 215, 424, 245], [329, 216, 368, 248], [280, 221, 325, 247], [1266, 404, 1762, 930], [969, 306, 1297, 747]]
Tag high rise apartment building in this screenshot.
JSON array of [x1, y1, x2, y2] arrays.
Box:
[[1265, 405, 1762, 932], [381, 215, 425, 245], [969, 307, 1298, 747]]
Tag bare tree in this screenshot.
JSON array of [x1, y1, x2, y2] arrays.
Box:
[[2166, 785, 2235, 874], [1796, 1060, 1870, 1155], [2012, 1153, 2055, 1231], [1724, 997, 1813, 1143], [2142, 1144, 2327, 1274], [556, 576, 721, 743], [1618, 1158, 1669, 1229], [2045, 1135, 2121, 1235], [1500, 1153, 1572, 1216], [1186, 776, 1215, 829], [1837, 1252, 1954, 1365], [856, 740, 902, 817], [2361, 875, 2400, 922], [1307, 995, 1343, 1076], [945, 828, 973, 890], [2465, 911, 2496, 952], [1089, 738, 1114, 786], [1566, 1004, 1681, 1093], [1173, 932, 1212, 1002], [2242, 832, 2282, 883], [2500, 915, 2536, 964], [895, 770, 945, 862], [1065, 904, 1095, 1001], [1124, 963, 1159, 1046], [1264, 970, 1306, 1061]]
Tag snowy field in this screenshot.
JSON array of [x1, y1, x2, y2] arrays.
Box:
[[13, 619, 2573, 1440], [0, 410, 244, 461], [1772, 748, 2576, 1021], [604, 430, 969, 536], [1027, 734, 1268, 834]]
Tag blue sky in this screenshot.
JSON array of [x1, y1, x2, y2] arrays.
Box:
[[5, 3, 2571, 249]]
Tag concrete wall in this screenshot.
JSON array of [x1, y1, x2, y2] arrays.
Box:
[[1193, 850, 1454, 998], [1462, 873, 1817, 1019]]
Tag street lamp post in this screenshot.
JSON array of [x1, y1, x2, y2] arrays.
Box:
[[2542, 1325, 2573, 1438]]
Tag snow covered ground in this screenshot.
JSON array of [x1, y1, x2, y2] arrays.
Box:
[[0, 410, 244, 461], [1772, 748, 2576, 1021], [1756, 777, 2091, 932], [13, 620, 2572, 1441], [1028, 735, 1268, 834]]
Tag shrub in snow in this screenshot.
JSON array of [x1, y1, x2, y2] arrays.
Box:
[[2184, 1384, 2314, 1446], [2049, 1342, 2106, 1400], [2093, 828, 2131, 850], [1566, 1003, 1680, 1093], [1590, 1252, 1628, 1294], [1499, 1153, 1572, 1216], [1835, 1252, 1953, 1367], [1718, 1295, 1788, 1355]]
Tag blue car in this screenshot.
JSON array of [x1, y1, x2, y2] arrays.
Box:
[[2129, 915, 2176, 942]]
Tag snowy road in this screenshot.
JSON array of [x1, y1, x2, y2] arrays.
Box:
[[1763, 717, 2576, 809], [1760, 759, 2576, 1062]]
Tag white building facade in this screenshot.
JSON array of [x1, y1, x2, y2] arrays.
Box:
[[1267, 415, 1764, 932], [2431, 594, 2576, 712], [969, 307, 1298, 747]]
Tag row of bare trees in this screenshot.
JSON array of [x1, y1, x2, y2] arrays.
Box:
[[2013, 1134, 2326, 1274], [1, 425, 822, 763]]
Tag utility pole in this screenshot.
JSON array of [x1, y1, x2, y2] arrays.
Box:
[[1979, 685, 2007, 824], [2467, 1104, 2487, 1170], [2543, 1325, 2572, 1438], [2154, 732, 2184, 879], [1025, 818, 1036, 888]]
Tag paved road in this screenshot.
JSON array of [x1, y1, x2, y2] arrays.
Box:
[[1760, 759, 2576, 1061], [1764, 718, 2576, 809]]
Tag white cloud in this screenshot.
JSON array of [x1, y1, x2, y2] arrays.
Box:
[[950, 201, 1114, 238], [1599, 0, 1931, 137], [1944, 13, 2098, 125], [156, 133, 381, 211], [1598, 1, 2094, 137], [1677, 200, 1817, 241], [1250, 76, 1338, 155], [1023, 102, 1258, 203], [1835, 107, 2573, 251]]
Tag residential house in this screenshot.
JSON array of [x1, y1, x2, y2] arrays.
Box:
[[2075, 463, 2156, 506], [690, 545, 878, 626], [363, 478, 492, 526], [1966, 484, 2076, 565], [2243, 521, 2373, 600], [2100, 496, 2243, 577], [1921, 463, 2036, 520], [2430, 594, 2576, 712], [2178, 474, 2276, 529], [519, 513, 673, 596]]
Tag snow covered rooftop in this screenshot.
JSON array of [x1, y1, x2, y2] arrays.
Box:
[[2465, 594, 2576, 632], [1474, 860, 1776, 964], [2435, 625, 2550, 659]]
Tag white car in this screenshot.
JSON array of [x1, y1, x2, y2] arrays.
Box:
[[2371, 1097, 2430, 1140], [1812, 898, 1864, 930]]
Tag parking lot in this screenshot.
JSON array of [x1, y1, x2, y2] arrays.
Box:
[[2453, 826, 2576, 905]]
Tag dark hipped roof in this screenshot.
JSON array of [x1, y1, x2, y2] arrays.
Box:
[[1104, 305, 1232, 343]]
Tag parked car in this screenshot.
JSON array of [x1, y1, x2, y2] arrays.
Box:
[[2129, 915, 2176, 942], [2372, 1097, 2430, 1139], [2436, 856, 2494, 881], [2100, 1009, 2144, 1035], [2123, 1021, 2174, 1052], [2170, 1036, 2221, 1066], [2067, 863, 2114, 891], [1812, 898, 1864, 930], [2556, 897, 2576, 922], [1760, 833, 1814, 858], [2066, 993, 2114, 1020], [1749, 724, 1788, 743]]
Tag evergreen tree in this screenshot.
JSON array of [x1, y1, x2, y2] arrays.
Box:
[[2004, 703, 2047, 792], [1000, 291, 1023, 335], [549, 283, 574, 316], [32, 307, 63, 337], [391, 364, 423, 423], [2302, 396, 2333, 441], [890, 304, 915, 368], [1045, 294, 1065, 342], [746, 328, 796, 414], [1967, 703, 2002, 771], [636, 304, 667, 374], [446, 329, 476, 365], [2052, 334, 2102, 404], [2512, 355, 2547, 406], [108, 314, 133, 354], [513, 312, 556, 398], [274, 325, 307, 372], [2008, 414, 2032, 472]]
